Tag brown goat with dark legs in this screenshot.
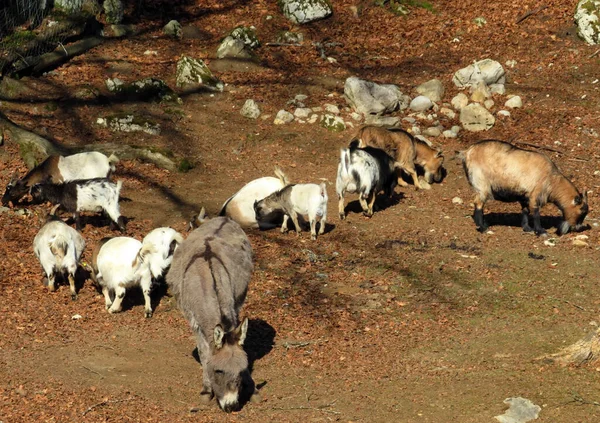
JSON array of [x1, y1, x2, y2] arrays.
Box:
[[352, 126, 444, 189], [460, 140, 589, 236]]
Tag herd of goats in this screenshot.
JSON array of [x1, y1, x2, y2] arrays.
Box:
[[1, 125, 590, 412]]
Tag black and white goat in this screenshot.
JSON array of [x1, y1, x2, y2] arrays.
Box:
[[91, 227, 183, 317], [336, 144, 397, 219], [30, 178, 125, 231], [33, 216, 86, 300], [2, 151, 118, 206]]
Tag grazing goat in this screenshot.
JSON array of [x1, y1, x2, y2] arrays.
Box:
[[2, 151, 118, 205], [353, 125, 424, 189], [218, 167, 289, 229], [167, 217, 255, 412], [336, 144, 397, 219], [254, 183, 328, 240], [413, 137, 445, 185], [33, 216, 86, 300], [91, 227, 182, 317], [30, 178, 125, 231], [461, 140, 589, 235]]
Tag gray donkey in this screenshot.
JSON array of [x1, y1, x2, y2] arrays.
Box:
[[166, 216, 255, 412]]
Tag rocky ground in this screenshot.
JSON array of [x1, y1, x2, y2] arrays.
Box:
[[2, 1, 600, 422]]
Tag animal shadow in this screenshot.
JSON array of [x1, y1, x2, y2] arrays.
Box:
[[482, 212, 562, 232], [343, 191, 404, 217]]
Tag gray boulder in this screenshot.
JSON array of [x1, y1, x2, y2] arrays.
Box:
[[344, 76, 407, 116], [460, 103, 495, 132], [575, 0, 600, 45], [409, 95, 433, 112], [217, 36, 252, 59], [279, 0, 333, 24], [176, 56, 223, 92], [416, 79, 445, 102], [164, 20, 183, 39], [103, 0, 123, 24], [241, 100, 261, 119], [274, 110, 294, 124], [230, 26, 260, 48], [453, 59, 506, 88]]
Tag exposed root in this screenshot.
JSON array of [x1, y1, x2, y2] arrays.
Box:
[[537, 328, 600, 366]]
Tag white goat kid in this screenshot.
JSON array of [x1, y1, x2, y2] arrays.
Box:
[[254, 183, 328, 240], [142, 227, 184, 282], [33, 217, 86, 300]]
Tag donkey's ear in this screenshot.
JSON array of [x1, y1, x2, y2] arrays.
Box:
[[235, 317, 249, 346], [214, 325, 225, 349]]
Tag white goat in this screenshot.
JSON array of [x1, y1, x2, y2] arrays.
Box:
[[2, 151, 118, 205], [336, 145, 397, 219], [93, 227, 183, 317], [33, 217, 86, 300], [254, 183, 328, 240], [218, 167, 289, 229]]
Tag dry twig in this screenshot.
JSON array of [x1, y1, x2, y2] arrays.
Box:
[[515, 5, 548, 24], [82, 396, 137, 416], [548, 296, 586, 311]]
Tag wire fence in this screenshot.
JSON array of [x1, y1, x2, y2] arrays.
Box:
[[0, 0, 93, 76]]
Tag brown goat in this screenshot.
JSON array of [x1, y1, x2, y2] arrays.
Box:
[[352, 126, 444, 189], [461, 140, 588, 235]]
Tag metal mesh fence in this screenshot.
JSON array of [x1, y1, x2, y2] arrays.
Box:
[[0, 0, 91, 76]]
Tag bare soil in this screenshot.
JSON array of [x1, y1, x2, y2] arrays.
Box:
[[2, 1, 600, 422]]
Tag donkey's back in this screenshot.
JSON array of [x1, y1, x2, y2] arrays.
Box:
[[168, 217, 254, 334]]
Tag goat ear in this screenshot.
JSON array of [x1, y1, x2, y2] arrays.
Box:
[[235, 317, 249, 346], [214, 325, 225, 349]]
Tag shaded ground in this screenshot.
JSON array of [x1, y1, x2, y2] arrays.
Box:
[[2, 1, 600, 422]]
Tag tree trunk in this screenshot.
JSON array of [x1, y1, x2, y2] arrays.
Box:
[[0, 111, 177, 171]]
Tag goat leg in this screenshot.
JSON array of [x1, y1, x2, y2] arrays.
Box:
[[74, 211, 82, 231], [68, 273, 77, 300], [281, 215, 290, 233], [290, 212, 302, 235], [108, 285, 126, 313]]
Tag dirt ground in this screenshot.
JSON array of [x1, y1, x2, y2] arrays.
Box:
[[2, 0, 600, 422]]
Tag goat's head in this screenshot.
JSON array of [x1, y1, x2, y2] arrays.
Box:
[[2, 175, 27, 206], [253, 198, 276, 221], [558, 188, 589, 235], [424, 150, 445, 184], [207, 318, 252, 412]]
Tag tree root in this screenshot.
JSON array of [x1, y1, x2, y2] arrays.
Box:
[[0, 111, 177, 171]]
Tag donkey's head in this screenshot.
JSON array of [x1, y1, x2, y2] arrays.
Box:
[[208, 318, 251, 412]]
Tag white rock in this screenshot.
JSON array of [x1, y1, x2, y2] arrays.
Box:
[[294, 107, 312, 118], [484, 99, 495, 110], [240, 99, 261, 119], [453, 59, 506, 88], [350, 112, 363, 121], [489, 83, 506, 95], [344, 77, 407, 115], [320, 114, 346, 131], [324, 103, 340, 114], [308, 114, 319, 123], [470, 80, 491, 102], [295, 94, 308, 102], [505, 96, 523, 108], [71, 314, 83, 320], [176, 56, 223, 91], [451, 93, 469, 110], [409, 95, 433, 112], [411, 126, 421, 135], [143, 50, 158, 56], [494, 397, 541, 423], [451, 125, 461, 135], [497, 110, 511, 117], [311, 106, 323, 112], [96, 117, 107, 126], [106, 77, 124, 92], [402, 117, 416, 124], [460, 103, 495, 132], [575, 0, 600, 45], [505, 60, 517, 68], [280, 0, 333, 24], [575, 234, 589, 240], [439, 107, 456, 119], [365, 115, 401, 127], [442, 130, 456, 138], [452, 197, 463, 204], [217, 36, 251, 59], [416, 78, 445, 102], [274, 110, 294, 124], [423, 127, 441, 137]]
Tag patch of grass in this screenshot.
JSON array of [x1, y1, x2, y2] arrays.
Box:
[[375, 0, 436, 13], [178, 158, 195, 173]]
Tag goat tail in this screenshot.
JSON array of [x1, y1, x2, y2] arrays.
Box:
[[455, 150, 467, 162], [340, 148, 352, 176], [274, 166, 289, 186], [115, 180, 123, 195], [132, 243, 157, 270], [319, 181, 327, 198], [49, 233, 69, 263]]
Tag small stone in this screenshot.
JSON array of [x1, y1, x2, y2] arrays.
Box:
[[320, 114, 346, 131], [489, 83, 506, 95], [505, 59, 517, 68], [308, 114, 319, 124], [443, 130, 457, 138], [460, 103, 495, 132], [410, 95, 433, 112], [96, 117, 107, 126], [365, 115, 400, 127], [324, 103, 340, 114], [470, 80, 492, 102], [497, 110, 511, 117], [106, 77, 124, 92], [240, 99, 261, 119], [350, 112, 363, 121], [274, 110, 294, 124], [72, 314, 83, 320], [575, 234, 589, 240], [411, 126, 421, 135], [439, 107, 456, 119], [143, 50, 158, 56], [450, 125, 461, 135], [484, 99, 495, 109], [415, 78, 445, 102], [423, 127, 441, 137], [0, 206, 10, 214], [544, 239, 556, 247], [402, 117, 416, 124], [451, 93, 469, 110], [163, 20, 182, 39], [294, 108, 312, 118], [452, 197, 463, 204], [311, 106, 323, 112], [295, 94, 308, 102], [505, 96, 523, 109]]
